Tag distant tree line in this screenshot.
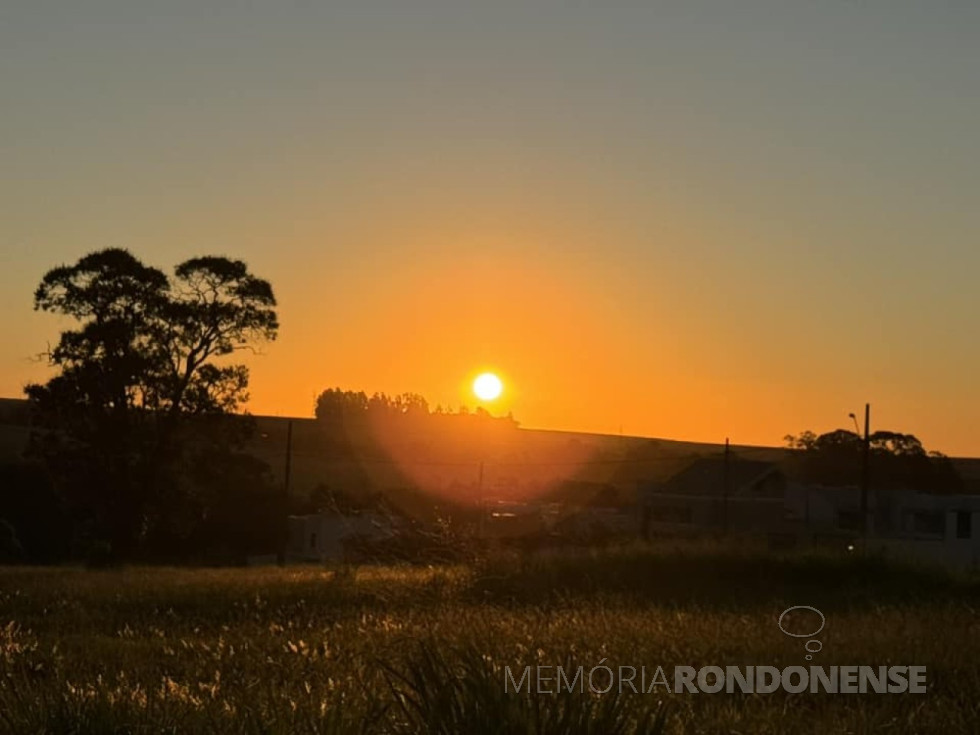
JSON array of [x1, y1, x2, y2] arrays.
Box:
[[0, 249, 282, 564], [784, 428, 963, 493], [315, 389, 431, 421], [314, 388, 519, 430]]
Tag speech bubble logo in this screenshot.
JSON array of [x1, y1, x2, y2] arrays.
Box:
[[778, 605, 825, 661]]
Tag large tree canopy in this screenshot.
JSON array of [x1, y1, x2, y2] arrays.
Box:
[[30, 249, 277, 418], [784, 428, 962, 494], [25, 248, 279, 560]]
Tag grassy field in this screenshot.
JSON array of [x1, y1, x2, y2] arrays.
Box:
[[1, 542, 978, 734]]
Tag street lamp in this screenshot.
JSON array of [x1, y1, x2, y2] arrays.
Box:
[[848, 405, 872, 539]]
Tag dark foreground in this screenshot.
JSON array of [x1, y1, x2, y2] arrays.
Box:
[[1, 542, 978, 734]]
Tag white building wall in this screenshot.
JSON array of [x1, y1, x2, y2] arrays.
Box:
[[287, 513, 394, 562]]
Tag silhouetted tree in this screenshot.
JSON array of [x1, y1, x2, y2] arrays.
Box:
[[784, 427, 963, 493], [315, 389, 432, 422], [392, 392, 429, 416], [315, 388, 370, 421], [315, 387, 519, 432], [25, 248, 279, 560]]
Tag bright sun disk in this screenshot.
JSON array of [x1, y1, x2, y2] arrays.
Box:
[[473, 372, 503, 401]]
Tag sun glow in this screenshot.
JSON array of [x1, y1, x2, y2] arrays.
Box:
[[473, 372, 503, 401]]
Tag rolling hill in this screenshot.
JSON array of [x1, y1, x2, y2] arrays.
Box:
[[3, 397, 978, 505]]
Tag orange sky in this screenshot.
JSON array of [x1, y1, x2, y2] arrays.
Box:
[[2, 3, 978, 455]]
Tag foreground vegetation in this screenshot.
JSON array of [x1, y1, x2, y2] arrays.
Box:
[[1, 542, 978, 733]]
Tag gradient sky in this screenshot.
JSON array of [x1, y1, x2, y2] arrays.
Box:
[[2, 2, 978, 454]]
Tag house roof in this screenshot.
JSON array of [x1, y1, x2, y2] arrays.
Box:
[[643, 457, 781, 498]]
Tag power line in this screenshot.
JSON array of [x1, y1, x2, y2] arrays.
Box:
[[269, 448, 788, 470]]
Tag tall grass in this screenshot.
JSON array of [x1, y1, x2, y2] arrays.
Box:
[[0, 542, 977, 733]]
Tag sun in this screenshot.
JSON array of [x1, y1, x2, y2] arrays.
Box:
[[473, 372, 503, 401]]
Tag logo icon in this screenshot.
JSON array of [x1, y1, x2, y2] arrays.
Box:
[[778, 605, 825, 661]]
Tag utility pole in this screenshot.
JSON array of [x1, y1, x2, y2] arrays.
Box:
[[860, 403, 871, 539], [284, 420, 294, 497], [722, 437, 730, 535], [278, 420, 293, 566], [477, 460, 485, 539]]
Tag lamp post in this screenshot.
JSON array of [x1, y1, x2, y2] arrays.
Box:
[[860, 403, 871, 538], [849, 405, 872, 539]]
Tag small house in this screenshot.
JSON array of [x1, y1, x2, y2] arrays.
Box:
[[639, 458, 786, 536], [287, 511, 397, 562]]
